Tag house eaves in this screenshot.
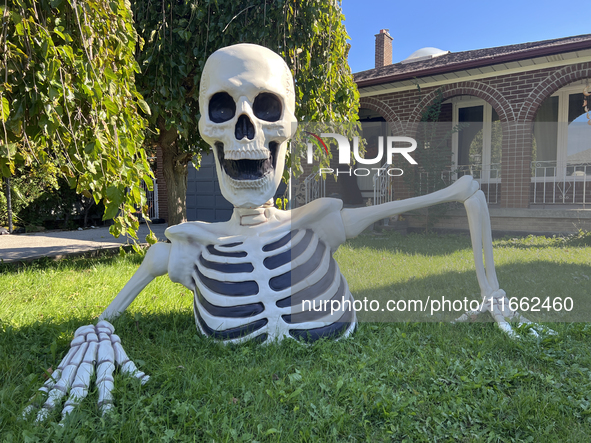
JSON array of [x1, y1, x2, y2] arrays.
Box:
[[355, 35, 591, 97]]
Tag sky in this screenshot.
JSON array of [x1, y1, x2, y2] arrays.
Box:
[[341, 0, 591, 74]]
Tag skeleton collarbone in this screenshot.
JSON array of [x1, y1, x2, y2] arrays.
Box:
[[165, 198, 355, 344]]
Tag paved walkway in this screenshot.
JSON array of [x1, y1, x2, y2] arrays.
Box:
[[0, 223, 168, 263]]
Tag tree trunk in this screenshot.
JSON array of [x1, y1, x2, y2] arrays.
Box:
[[83, 198, 94, 228], [158, 118, 193, 227]]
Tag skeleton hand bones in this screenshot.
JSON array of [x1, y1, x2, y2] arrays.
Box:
[[23, 321, 149, 423], [23, 243, 169, 422]]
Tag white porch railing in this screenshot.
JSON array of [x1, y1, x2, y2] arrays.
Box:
[[531, 161, 591, 205], [304, 171, 326, 204], [457, 163, 501, 205], [298, 161, 591, 208], [417, 163, 502, 204], [372, 162, 395, 205]]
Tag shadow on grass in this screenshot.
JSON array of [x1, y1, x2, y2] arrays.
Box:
[[344, 260, 591, 323], [3, 298, 591, 441], [0, 251, 145, 275], [347, 230, 590, 258], [346, 231, 474, 257], [347, 229, 591, 257], [494, 231, 591, 249]]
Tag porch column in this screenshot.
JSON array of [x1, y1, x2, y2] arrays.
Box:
[[501, 122, 532, 208]]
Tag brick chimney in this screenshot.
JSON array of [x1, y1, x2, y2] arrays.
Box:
[[375, 29, 393, 68]]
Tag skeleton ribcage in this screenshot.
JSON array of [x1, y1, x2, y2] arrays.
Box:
[[192, 229, 356, 344]]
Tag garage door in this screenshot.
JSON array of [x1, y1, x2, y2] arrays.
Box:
[[186, 152, 289, 222], [186, 153, 233, 222]]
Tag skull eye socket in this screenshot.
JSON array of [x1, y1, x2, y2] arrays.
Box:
[[253, 93, 282, 122], [209, 92, 236, 123]]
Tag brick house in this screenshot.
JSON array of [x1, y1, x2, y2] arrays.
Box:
[[161, 31, 591, 233], [350, 30, 591, 234]]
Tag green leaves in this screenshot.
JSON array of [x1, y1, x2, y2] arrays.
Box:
[[137, 99, 151, 116], [1, 0, 152, 238], [0, 96, 9, 122], [2, 0, 360, 235], [106, 185, 125, 205], [103, 98, 119, 114], [146, 230, 158, 245], [132, 0, 360, 181]]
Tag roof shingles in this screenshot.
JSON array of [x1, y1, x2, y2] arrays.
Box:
[[354, 34, 591, 86]]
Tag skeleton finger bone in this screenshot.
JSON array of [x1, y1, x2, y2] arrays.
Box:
[[60, 332, 98, 419], [453, 289, 555, 338], [23, 320, 147, 422], [27, 325, 95, 421], [111, 333, 149, 383], [95, 331, 116, 414], [35, 341, 87, 422], [21, 327, 85, 420]]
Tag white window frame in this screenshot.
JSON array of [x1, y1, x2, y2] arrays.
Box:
[[449, 97, 500, 183], [358, 120, 390, 199], [532, 80, 590, 183]]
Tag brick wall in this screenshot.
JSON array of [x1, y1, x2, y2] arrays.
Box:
[[359, 62, 591, 209], [405, 208, 591, 235]]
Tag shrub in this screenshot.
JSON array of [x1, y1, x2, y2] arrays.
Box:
[[0, 167, 104, 230]]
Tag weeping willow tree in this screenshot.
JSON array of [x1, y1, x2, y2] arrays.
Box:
[[1, 0, 360, 233], [1, 0, 154, 239], [132, 0, 361, 226]]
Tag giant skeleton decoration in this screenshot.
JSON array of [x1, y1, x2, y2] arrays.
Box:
[[24, 44, 540, 422]]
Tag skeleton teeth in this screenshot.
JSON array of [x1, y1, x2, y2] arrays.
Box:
[[227, 174, 272, 189], [224, 148, 270, 160]]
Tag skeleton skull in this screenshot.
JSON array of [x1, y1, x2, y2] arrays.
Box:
[[198, 44, 297, 208]]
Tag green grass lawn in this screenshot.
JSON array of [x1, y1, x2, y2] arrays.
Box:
[[1, 231, 590, 442]]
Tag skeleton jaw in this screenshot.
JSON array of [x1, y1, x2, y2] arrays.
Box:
[[214, 141, 282, 207], [216, 142, 278, 178]]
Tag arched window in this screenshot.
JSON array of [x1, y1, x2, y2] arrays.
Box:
[[532, 80, 591, 178], [449, 96, 503, 182]]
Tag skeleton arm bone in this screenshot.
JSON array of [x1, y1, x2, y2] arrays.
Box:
[[340, 175, 535, 336], [458, 191, 535, 335], [463, 190, 498, 297], [341, 175, 480, 239], [99, 242, 171, 321]]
